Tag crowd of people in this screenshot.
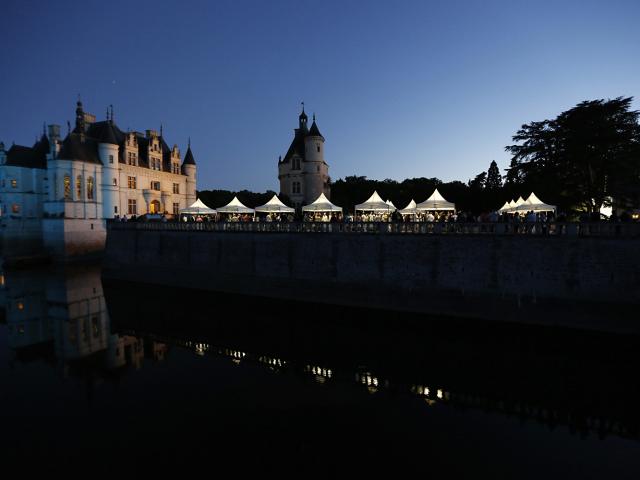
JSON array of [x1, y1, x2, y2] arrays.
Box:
[[113, 208, 638, 224]]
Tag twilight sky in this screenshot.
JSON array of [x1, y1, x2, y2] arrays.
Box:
[[1, 0, 638, 191]]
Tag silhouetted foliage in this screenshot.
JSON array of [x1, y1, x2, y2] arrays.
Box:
[[197, 189, 280, 209], [486, 160, 503, 191], [506, 97, 640, 212]]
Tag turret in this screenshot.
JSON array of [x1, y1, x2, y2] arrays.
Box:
[[98, 111, 120, 218], [303, 113, 330, 202], [182, 138, 197, 205]]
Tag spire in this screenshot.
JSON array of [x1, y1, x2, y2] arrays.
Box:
[[43, 122, 47, 137], [74, 97, 85, 133], [110, 104, 114, 123], [308, 113, 323, 138], [183, 138, 195, 166], [160, 123, 163, 138], [298, 101, 308, 130]]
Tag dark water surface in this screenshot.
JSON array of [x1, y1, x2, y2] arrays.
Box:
[[1, 264, 639, 476]]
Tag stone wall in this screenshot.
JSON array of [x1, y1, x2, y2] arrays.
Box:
[[103, 228, 640, 332]]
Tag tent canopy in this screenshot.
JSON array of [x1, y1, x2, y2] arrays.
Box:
[[515, 192, 556, 212], [216, 196, 254, 214], [416, 189, 456, 211], [355, 191, 395, 212], [180, 198, 217, 215], [255, 195, 295, 213], [399, 199, 417, 215], [497, 201, 512, 213], [302, 193, 343, 212], [386, 199, 397, 209]]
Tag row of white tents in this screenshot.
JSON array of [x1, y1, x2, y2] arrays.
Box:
[[497, 193, 556, 213], [180, 189, 457, 216], [180, 190, 555, 216]]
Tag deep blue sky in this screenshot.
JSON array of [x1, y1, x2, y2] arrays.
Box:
[[1, 0, 638, 191]]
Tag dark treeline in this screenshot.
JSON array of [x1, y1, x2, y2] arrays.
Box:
[[197, 189, 277, 209], [198, 97, 640, 216]]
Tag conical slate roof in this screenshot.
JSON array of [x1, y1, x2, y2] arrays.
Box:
[[308, 120, 323, 138], [183, 146, 196, 165]]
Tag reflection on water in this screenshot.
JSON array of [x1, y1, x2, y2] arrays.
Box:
[[1, 265, 640, 474]]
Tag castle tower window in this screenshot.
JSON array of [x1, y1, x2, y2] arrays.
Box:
[[109, 154, 114, 164], [151, 181, 161, 191], [87, 177, 94, 200], [173, 183, 180, 194], [63, 175, 71, 199], [317, 145, 320, 153], [76, 176, 82, 198], [113, 178, 117, 186], [128, 176, 137, 189], [128, 199, 137, 215], [11, 179, 17, 188]]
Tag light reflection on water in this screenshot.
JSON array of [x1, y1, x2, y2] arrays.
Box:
[[1, 264, 639, 471]]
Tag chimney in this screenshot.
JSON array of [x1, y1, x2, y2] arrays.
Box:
[[48, 124, 61, 143]]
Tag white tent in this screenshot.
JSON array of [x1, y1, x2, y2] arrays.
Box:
[[399, 199, 417, 215], [179, 198, 217, 215], [355, 191, 395, 212], [512, 196, 526, 210], [302, 193, 343, 212], [516, 192, 556, 212], [497, 201, 512, 213], [216, 196, 254, 214], [255, 195, 295, 213], [416, 189, 456, 211], [386, 199, 397, 210]]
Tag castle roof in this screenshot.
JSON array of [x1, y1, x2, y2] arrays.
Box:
[[182, 146, 196, 166], [58, 133, 101, 164], [279, 110, 323, 165], [6, 143, 47, 169], [308, 120, 323, 138]]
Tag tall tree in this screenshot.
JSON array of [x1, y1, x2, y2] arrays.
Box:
[[485, 160, 502, 190], [506, 97, 640, 212]]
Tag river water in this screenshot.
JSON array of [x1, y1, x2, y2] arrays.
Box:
[[1, 264, 638, 476]]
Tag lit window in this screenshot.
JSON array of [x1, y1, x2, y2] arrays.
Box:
[[128, 199, 137, 215], [17, 301, 24, 310], [173, 183, 179, 194], [11, 179, 17, 188], [128, 176, 136, 189], [87, 177, 94, 200], [76, 175, 82, 198], [63, 175, 71, 199], [11, 204, 19, 213]]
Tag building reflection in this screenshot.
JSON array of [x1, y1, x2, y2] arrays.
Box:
[[1, 265, 167, 378], [1, 267, 638, 442]]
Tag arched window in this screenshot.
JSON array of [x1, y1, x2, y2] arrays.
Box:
[[76, 175, 82, 198], [63, 175, 71, 199], [87, 177, 94, 200]]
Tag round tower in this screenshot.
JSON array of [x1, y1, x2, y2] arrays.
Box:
[[182, 139, 197, 206], [303, 114, 330, 203], [98, 118, 120, 218]]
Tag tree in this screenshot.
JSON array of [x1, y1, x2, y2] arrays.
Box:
[[506, 97, 640, 213], [468, 171, 486, 191], [485, 160, 502, 190]]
